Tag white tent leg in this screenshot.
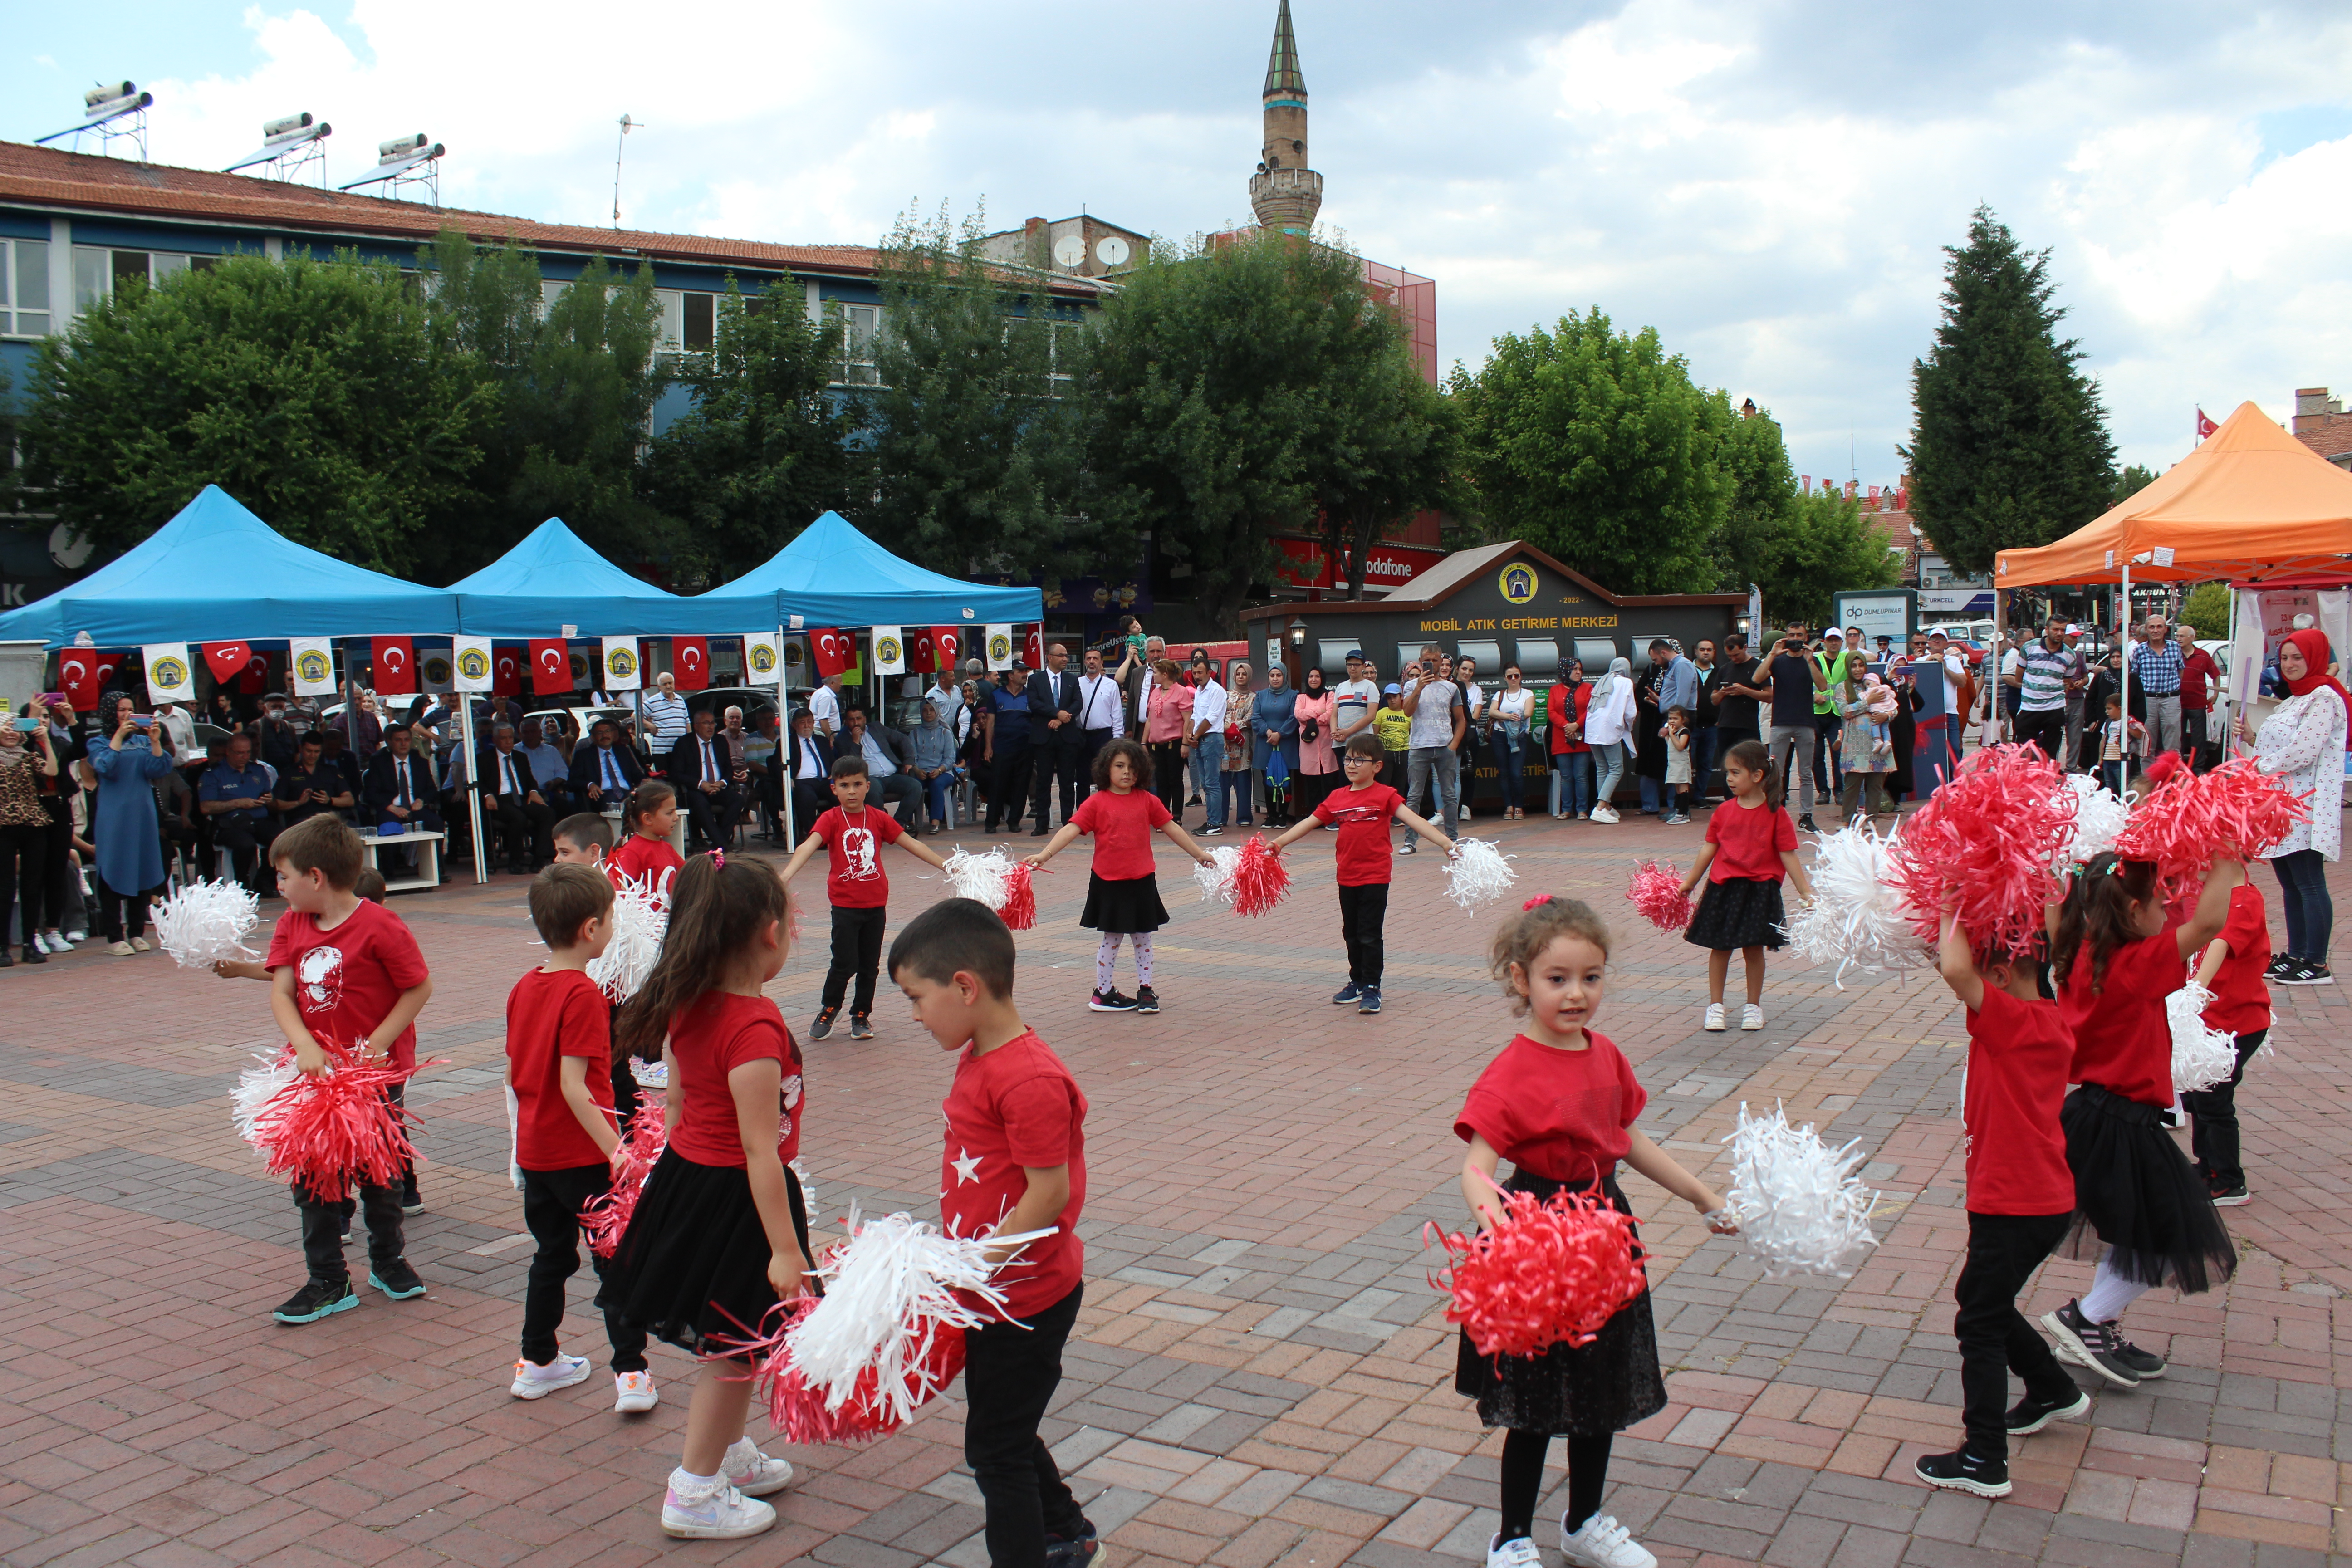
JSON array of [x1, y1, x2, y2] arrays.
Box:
[[460, 694, 486, 886]]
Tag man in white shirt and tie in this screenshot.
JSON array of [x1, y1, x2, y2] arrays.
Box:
[[1073, 645, 1126, 805], [665, 709, 743, 851], [478, 722, 555, 873]]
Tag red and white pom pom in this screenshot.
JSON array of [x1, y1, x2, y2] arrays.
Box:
[[232, 1046, 300, 1145], [1782, 820, 1924, 987], [2052, 772, 2131, 870], [239, 1041, 424, 1197], [1429, 1178, 1649, 1358], [1888, 743, 2071, 963], [154, 878, 260, 970], [1228, 833, 1291, 918], [1445, 838, 1518, 911], [1193, 844, 1241, 902], [1722, 1101, 1880, 1279], [582, 1100, 669, 1258], [2112, 758, 2310, 906], [2169, 980, 2240, 1093], [588, 874, 668, 1003], [1625, 859, 1693, 932], [942, 848, 1036, 928], [999, 861, 1038, 930]]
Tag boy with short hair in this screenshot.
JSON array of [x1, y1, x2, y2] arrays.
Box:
[[1266, 732, 1455, 1016], [551, 813, 614, 866], [505, 863, 658, 1414], [888, 899, 1095, 1568], [780, 752, 951, 1042], [264, 814, 435, 1323]]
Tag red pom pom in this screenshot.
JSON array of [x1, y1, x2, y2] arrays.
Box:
[[1889, 744, 2071, 962], [582, 1100, 668, 1259], [1229, 833, 1292, 918], [2139, 750, 2185, 788], [712, 1294, 969, 1446], [999, 862, 1038, 931], [245, 1042, 424, 1198], [2112, 757, 2310, 905], [1625, 859, 1693, 931], [1430, 1183, 1650, 1357]]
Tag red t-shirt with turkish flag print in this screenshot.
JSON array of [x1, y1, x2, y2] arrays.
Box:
[[1453, 1030, 1647, 1181], [1070, 787, 1169, 882], [1962, 985, 2076, 1216], [810, 805, 902, 909], [264, 900, 431, 1069], [2201, 883, 2272, 1037], [941, 1029, 1087, 1319], [1705, 796, 1797, 882], [505, 966, 613, 1171]]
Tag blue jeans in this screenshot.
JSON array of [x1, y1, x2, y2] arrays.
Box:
[[921, 769, 960, 824], [1551, 751, 1594, 815], [1218, 769, 1254, 827], [1593, 742, 1629, 810], [2272, 848, 2333, 962], [1689, 727, 1718, 803], [1406, 745, 1460, 837], [1492, 730, 1526, 809], [1193, 734, 1226, 825]]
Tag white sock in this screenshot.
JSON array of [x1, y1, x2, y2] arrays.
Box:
[[1096, 934, 1121, 992], [1133, 933, 1154, 988], [669, 1466, 722, 1495], [2081, 1254, 2151, 1323]]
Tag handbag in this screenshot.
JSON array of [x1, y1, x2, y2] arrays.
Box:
[[1300, 715, 1319, 744]]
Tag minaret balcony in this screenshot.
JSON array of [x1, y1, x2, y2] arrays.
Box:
[[1249, 167, 1323, 204]]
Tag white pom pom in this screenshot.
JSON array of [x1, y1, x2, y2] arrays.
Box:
[[231, 1049, 299, 1151], [789, 1208, 1055, 1425], [2053, 773, 2130, 869], [1193, 845, 1240, 903], [1781, 819, 1926, 988], [1443, 838, 1517, 911], [942, 848, 1017, 911], [790, 1157, 817, 1219], [1722, 1101, 1881, 1279], [2169, 980, 2240, 1093], [153, 879, 260, 970], [588, 875, 668, 1003]]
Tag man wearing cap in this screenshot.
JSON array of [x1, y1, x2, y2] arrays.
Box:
[[2128, 612, 2184, 761]]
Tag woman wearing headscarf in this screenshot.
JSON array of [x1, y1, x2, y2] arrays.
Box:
[[1548, 658, 1592, 819], [1252, 662, 1301, 827], [2239, 627, 2347, 984], [1221, 661, 1257, 831], [31, 693, 84, 954], [87, 689, 173, 955], [1633, 647, 1671, 815], [1582, 657, 1637, 824], [1291, 666, 1338, 823]]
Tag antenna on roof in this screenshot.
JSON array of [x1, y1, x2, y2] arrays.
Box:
[[338, 133, 445, 205], [35, 80, 153, 162], [612, 114, 642, 229], [224, 113, 332, 186]]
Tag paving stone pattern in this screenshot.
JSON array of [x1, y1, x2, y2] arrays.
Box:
[[4, 807, 2351, 1568]]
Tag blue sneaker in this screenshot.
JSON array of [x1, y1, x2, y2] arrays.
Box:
[[1331, 982, 1361, 1005], [1357, 987, 1382, 1014]]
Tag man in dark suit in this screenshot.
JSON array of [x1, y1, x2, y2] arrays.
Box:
[[478, 722, 555, 874], [666, 709, 744, 852], [363, 725, 442, 833], [840, 706, 924, 834], [1026, 641, 1084, 834], [567, 717, 645, 810], [782, 710, 834, 840]]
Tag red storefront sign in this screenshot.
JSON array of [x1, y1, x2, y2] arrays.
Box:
[[1274, 537, 1446, 592]]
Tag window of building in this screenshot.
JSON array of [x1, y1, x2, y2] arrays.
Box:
[[70, 246, 211, 314], [837, 303, 879, 385], [0, 240, 50, 338], [683, 291, 715, 350]]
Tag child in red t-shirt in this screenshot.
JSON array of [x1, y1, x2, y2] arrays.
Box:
[[504, 863, 656, 1415], [1025, 738, 1214, 1015], [595, 851, 810, 1541], [1913, 910, 2084, 1499], [1267, 732, 1456, 1015], [1455, 896, 1733, 1568], [603, 784, 684, 1113], [1676, 738, 1815, 1034], [779, 753, 950, 1041], [2039, 853, 2244, 1394], [2183, 871, 2270, 1206], [260, 815, 435, 1325], [887, 897, 1095, 1568]]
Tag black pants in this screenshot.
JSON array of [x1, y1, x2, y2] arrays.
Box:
[[486, 794, 555, 869], [214, 814, 280, 890], [1030, 740, 1082, 828], [821, 903, 887, 1016], [97, 875, 162, 942], [789, 778, 834, 839], [965, 1282, 1088, 1568], [521, 1162, 650, 1372], [1955, 1210, 2078, 1461], [1710, 724, 1758, 799], [2183, 1029, 2267, 1188], [40, 797, 72, 934], [1499, 1430, 1612, 1542], [1149, 740, 1186, 818], [0, 821, 45, 941], [2014, 706, 2068, 764], [1812, 712, 1843, 798], [608, 1002, 642, 1122], [1337, 882, 1388, 989], [297, 1176, 405, 1284], [986, 743, 1034, 832], [679, 782, 742, 850], [1076, 728, 1113, 804]]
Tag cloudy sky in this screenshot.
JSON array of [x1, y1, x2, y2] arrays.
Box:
[[11, 0, 2352, 488]]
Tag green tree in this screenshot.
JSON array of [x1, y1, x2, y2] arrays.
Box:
[[1312, 325, 1460, 600], [858, 205, 1132, 583], [644, 279, 852, 585], [1450, 308, 1730, 594], [2180, 581, 2230, 638], [20, 251, 493, 574], [1901, 206, 2117, 577], [2112, 462, 2158, 508], [1709, 408, 1900, 622]]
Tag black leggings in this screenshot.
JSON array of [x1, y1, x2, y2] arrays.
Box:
[[0, 821, 46, 940], [1499, 1429, 1612, 1543]]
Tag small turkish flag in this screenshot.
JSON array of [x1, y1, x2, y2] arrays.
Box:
[[672, 637, 710, 691], [810, 628, 853, 678], [931, 627, 960, 671], [2196, 407, 2218, 441], [372, 637, 416, 694], [494, 647, 523, 696], [240, 653, 269, 694], [58, 650, 100, 711], [1024, 628, 1044, 671], [529, 639, 571, 696], [202, 642, 252, 685]]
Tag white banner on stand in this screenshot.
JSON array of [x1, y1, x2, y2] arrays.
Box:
[[453, 638, 494, 693], [872, 627, 906, 675], [743, 633, 782, 685], [602, 636, 643, 691], [143, 643, 195, 704], [290, 638, 336, 696], [985, 624, 1014, 671]]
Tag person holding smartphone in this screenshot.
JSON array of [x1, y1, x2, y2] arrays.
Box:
[[88, 691, 173, 955]]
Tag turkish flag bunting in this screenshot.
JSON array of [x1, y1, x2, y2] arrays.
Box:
[[1024, 628, 1044, 671], [809, 628, 853, 678], [58, 650, 102, 712], [529, 639, 571, 696], [372, 637, 416, 695], [672, 637, 710, 691], [931, 627, 960, 672], [910, 629, 937, 674], [239, 653, 269, 694], [493, 647, 523, 696], [93, 651, 124, 695], [202, 642, 252, 684]]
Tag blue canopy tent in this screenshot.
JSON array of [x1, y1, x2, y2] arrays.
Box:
[[692, 510, 1044, 629], [449, 517, 693, 635], [0, 484, 458, 646]]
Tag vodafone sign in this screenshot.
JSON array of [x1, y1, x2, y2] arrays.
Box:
[[1274, 537, 1446, 593]]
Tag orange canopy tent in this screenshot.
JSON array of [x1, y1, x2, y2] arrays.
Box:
[[1995, 401, 2352, 587]]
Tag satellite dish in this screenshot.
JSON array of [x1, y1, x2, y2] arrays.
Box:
[[1052, 235, 1086, 268], [49, 524, 91, 570], [1095, 236, 1130, 267]]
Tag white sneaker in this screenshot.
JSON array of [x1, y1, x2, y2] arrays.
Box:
[[106, 941, 135, 957], [1741, 1004, 1764, 1031], [632, 1058, 669, 1089], [1486, 1533, 1543, 1568], [614, 1369, 658, 1413], [721, 1436, 796, 1497], [660, 1470, 775, 1539], [510, 1353, 591, 1399], [64, 930, 87, 944], [36, 932, 63, 954], [1561, 1512, 1656, 1568], [1703, 1003, 1726, 1032], [1592, 805, 1620, 823]]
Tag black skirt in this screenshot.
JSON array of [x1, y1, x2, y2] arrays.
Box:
[[595, 1148, 813, 1355], [1454, 1170, 1668, 1437], [1081, 872, 1168, 934], [2059, 1083, 2236, 1293], [1684, 875, 1787, 952]]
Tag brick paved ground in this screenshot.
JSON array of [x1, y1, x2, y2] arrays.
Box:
[[3, 803, 2350, 1568]]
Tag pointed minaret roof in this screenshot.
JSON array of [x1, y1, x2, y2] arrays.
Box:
[[1264, 0, 1306, 98]]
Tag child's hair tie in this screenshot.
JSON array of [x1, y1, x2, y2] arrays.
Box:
[[709, 848, 726, 869], [1521, 893, 1554, 911]]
